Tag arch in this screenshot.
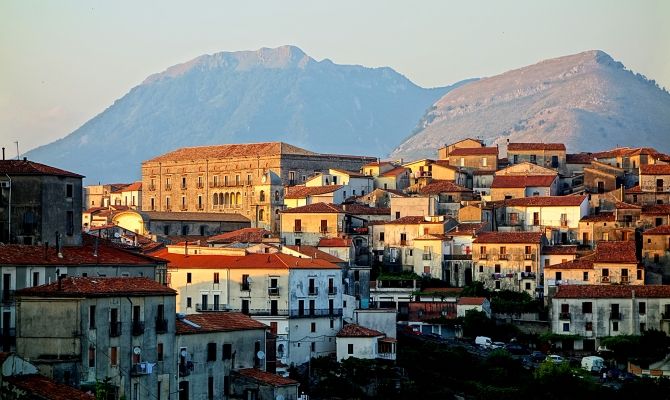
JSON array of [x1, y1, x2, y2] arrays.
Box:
[[219, 193, 224, 206], [259, 190, 266, 202], [277, 344, 285, 358], [258, 208, 265, 221], [212, 193, 219, 206], [224, 193, 230, 206], [236, 192, 241, 205], [274, 190, 280, 201]]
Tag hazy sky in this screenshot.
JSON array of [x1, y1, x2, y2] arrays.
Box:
[[1, 0, 668, 154]]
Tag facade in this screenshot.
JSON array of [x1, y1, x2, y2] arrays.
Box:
[[144, 211, 250, 238], [506, 143, 566, 173], [583, 161, 624, 194], [437, 138, 485, 160], [414, 180, 475, 216], [16, 277, 177, 400], [231, 368, 299, 400], [490, 175, 559, 201], [643, 225, 670, 274], [0, 159, 83, 246], [141, 142, 375, 231], [639, 164, 670, 199], [335, 323, 396, 361], [447, 147, 498, 175], [456, 297, 491, 318]]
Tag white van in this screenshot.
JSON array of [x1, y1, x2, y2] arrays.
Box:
[[475, 336, 493, 348], [581, 356, 604, 372]]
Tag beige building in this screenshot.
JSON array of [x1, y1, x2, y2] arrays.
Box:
[[506, 143, 566, 173], [643, 225, 670, 270], [447, 147, 498, 173], [141, 142, 375, 232], [490, 175, 559, 201], [438, 138, 486, 160]]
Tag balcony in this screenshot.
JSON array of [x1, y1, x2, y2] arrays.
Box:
[[308, 287, 319, 296], [196, 206, 204, 211], [240, 283, 251, 291], [180, 185, 187, 190], [155, 318, 168, 333], [178, 363, 192, 377], [293, 227, 302, 233], [662, 312, 670, 320], [289, 308, 343, 318], [422, 254, 432, 260], [180, 206, 188, 211], [196, 303, 227, 312], [148, 185, 156, 191], [196, 183, 204, 189], [377, 352, 397, 361], [479, 254, 488, 260], [132, 321, 145, 336], [130, 363, 151, 376], [621, 276, 630, 283], [559, 312, 571, 320], [400, 240, 407, 246], [498, 254, 509, 260], [268, 287, 280, 296], [165, 185, 172, 191], [319, 227, 330, 234], [1, 290, 15, 305], [109, 321, 122, 337], [610, 312, 622, 320], [328, 287, 338, 295], [524, 253, 535, 261], [600, 276, 611, 283], [248, 308, 289, 317]]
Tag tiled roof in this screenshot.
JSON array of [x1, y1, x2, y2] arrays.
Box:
[[413, 233, 447, 240], [281, 203, 390, 216], [503, 195, 588, 207], [143, 211, 250, 223], [207, 228, 272, 244], [473, 232, 543, 244], [643, 225, 670, 235], [385, 216, 445, 225], [363, 161, 393, 168], [640, 164, 670, 175], [566, 153, 595, 164], [176, 312, 267, 334], [626, 185, 643, 193], [236, 368, 299, 387], [337, 323, 384, 338], [545, 258, 594, 270], [145, 142, 317, 163], [491, 175, 556, 188], [614, 201, 641, 210], [507, 143, 566, 151], [457, 297, 487, 306], [580, 212, 615, 222], [446, 222, 487, 236], [331, 168, 367, 178], [595, 241, 638, 263], [448, 147, 498, 156], [408, 301, 457, 321], [554, 285, 670, 299], [0, 243, 165, 266], [418, 180, 472, 194], [542, 245, 578, 255], [380, 166, 410, 177], [123, 181, 142, 191], [5, 374, 94, 400], [17, 277, 176, 298], [641, 204, 670, 215], [431, 160, 460, 170], [284, 185, 343, 199], [284, 245, 345, 263], [151, 249, 340, 270], [0, 159, 83, 178], [318, 238, 352, 247]]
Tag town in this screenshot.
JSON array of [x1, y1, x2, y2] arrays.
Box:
[[1, 138, 670, 399]]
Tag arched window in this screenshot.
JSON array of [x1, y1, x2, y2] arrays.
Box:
[[277, 344, 285, 358], [224, 193, 230, 206], [236, 192, 241, 205], [274, 190, 279, 201], [212, 193, 218, 206], [219, 193, 224, 206], [259, 190, 266, 202], [258, 209, 265, 221]]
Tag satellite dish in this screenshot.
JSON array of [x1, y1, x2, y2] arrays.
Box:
[[276, 395, 285, 400], [246, 277, 253, 283], [114, 232, 121, 238], [133, 346, 141, 355], [180, 350, 188, 357], [256, 351, 265, 360]]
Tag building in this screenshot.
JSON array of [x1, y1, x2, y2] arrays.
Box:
[[583, 161, 625, 194], [639, 164, 670, 200], [506, 143, 566, 173], [144, 211, 251, 238], [304, 168, 374, 197], [283, 185, 346, 208], [446, 147, 498, 176], [0, 159, 84, 246], [578, 212, 636, 248], [174, 312, 269, 399], [550, 285, 670, 351], [490, 175, 559, 201], [456, 297, 491, 318], [413, 180, 475, 216], [141, 142, 375, 231], [231, 368, 299, 400], [336, 323, 396, 361], [643, 225, 670, 277], [16, 277, 177, 399]]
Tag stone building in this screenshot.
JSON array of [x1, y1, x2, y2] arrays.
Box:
[[506, 143, 566, 173], [643, 225, 670, 277], [141, 142, 375, 232], [16, 277, 177, 400], [446, 147, 498, 175], [437, 138, 486, 160], [0, 159, 83, 246]]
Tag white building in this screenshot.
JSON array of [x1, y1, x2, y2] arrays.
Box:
[[457, 297, 491, 318], [336, 323, 396, 361]]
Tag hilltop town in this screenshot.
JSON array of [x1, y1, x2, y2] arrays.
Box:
[[1, 138, 670, 399]]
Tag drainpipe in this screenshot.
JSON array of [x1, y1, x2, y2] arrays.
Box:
[[5, 174, 10, 243]]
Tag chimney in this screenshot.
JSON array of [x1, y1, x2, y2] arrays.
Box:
[[56, 232, 63, 259], [23, 157, 27, 162], [184, 240, 188, 257], [93, 235, 99, 257], [1, 147, 4, 160], [44, 242, 49, 260]]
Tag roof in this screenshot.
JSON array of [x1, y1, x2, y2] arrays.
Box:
[[152, 249, 340, 270], [207, 228, 272, 244], [17, 277, 176, 298], [362, 161, 393, 168], [337, 323, 384, 338], [330, 168, 367, 178], [614, 201, 641, 210], [143, 211, 250, 223], [0, 243, 165, 266], [385, 216, 446, 225], [431, 160, 460, 171], [0, 159, 83, 178], [145, 142, 317, 163], [503, 195, 588, 207], [418, 180, 472, 194], [380, 166, 410, 177], [318, 237, 352, 248], [507, 143, 566, 151], [281, 202, 389, 216], [4, 374, 94, 400], [448, 147, 498, 156], [236, 368, 299, 387], [545, 257, 594, 270], [123, 181, 142, 191], [640, 164, 670, 175], [580, 212, 615, 222], [446, 222, 487, 236], [595, 241, 638, 263], [176, 313, 267, 334], [626, 185, 643, 194], [284, 245, 345, 263], [566, 153, 595, 164], [643, 225, 670, 235], [413, 233, 448, 241], [473, 232, 543, 244], [457, 297, 487, 306], [542, 246, 578, 255], [554, 285, 670, 299], [284, 185, 343, 199], [491, 175, 556, 188], [642, 204, 670, 215]]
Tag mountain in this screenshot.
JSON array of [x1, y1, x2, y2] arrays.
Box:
[[391, 50, 670, 160], [25, 45, 458, 183]]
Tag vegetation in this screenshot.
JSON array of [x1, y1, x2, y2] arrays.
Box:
[[600, 329, 670, 365]]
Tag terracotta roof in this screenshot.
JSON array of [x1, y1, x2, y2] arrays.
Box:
[[473, 232, 543, 244], [330, 168, 367, 178], [281, 203, 390, 216], [545, 258, 594, 270], [17, 277, 176, 298], [337, 323, 384, 338], [176, 312, 267, 334], [503, 195, 588, 207], [236, 368, 299, 387], [0, 159, 83, 178], [418, 180, 472, 194], [580, 212, 615, 222], [284, 245, 345, 263], [363, 161, 393, 168], [614, 201, 641, 210], [143, 211, 250, 223], [0, 243, 165, 266], [284, 185, 343, 199], [448, 147, 498, 156], [385, 216, 446, 225], [640, 164, 670, 175], [542, 245, 578, 255], [145, 142, 317, 163], [508, 143, 566, 151], [491, 175, 556, 188], [408, 301, 457, 321], [641, 204, 670, 215], [380, 166, 410, 177], [123, 181, 142, 191], [207, 228, 272, 244], [643, 225, 670, 235], [626, 185, 643, 194], [457, 297, 487, 306], [566, 153, 595, 164], [413, 233, 447, 241], [152, 249, 340, 270], [318, 238, 352, 248], [446, 222, 487, 236], [554, 285, 670, 299], [595, 241, 638, 263], [4, 374, 94, 400]]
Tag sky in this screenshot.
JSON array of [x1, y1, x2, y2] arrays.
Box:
[[1, 0, 668, 154]]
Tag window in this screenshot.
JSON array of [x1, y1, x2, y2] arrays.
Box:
[[479, 265, 483, 273], [555, 271, 562, 281], [582, 302, 592, 313], [603, 232, 609, 241], [460, 157, 465, 167], [613, 321, 619, 332], [214, 273, 219, 284], [242, 299, 249, 315], [88, 345, 95, 368], [311, 342, 316, 352], [525, 265, 531, 273], [562, 323, 569, 332], [585, 322, 593, 331], [330, 319, 334, 329], [583, 271, 589, 281], [299, 300, 305, 316], [495, 281, 501, 289], [187, 273, 192, 283], [602, 268, 609, 277], [222, 343, 232, 360], [208, 376, 214, 400], [640, 323, 646, 332], [494, 264, 501, 273], [348, 343, 354, 355], [639, 302, 646, 315], [294, 219, 302, 232], [157, 343, 164, 361], [400, 233, 407, 244], [637, 269, 643, 280], [379, 232, 385, 241], [525, 282, 531, 290], [66, 211, 74, 236], [311, 322, 316, 333], [89, 305, 96, 329], [150, 198, 155, 210], [242, 274, 250, 290], [482, 157, 487, 167], [207, 343, 217, 361], [66, 184, 73, 198], [187, 297, 192, 308], [309, 299, 315, 315]]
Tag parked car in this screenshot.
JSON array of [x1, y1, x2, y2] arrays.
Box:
[[530, 351, 546, 362], [505, 343, 529, 355], [581, 356, 604, 372], [545, 355, 565, 364], [423, 332, 443, 341], [475, 336, 493, 348], [491, 341, 505, 350]]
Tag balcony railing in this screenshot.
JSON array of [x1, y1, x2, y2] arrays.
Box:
[[248, 308, 289, 316], [1, 290, 15, 305], [293, 227, 302, 233], [559, 312, 571, 320], [148, 185, 156, 191], [621, 276, 630, 283], [109, 322, 122, 337], [268, 287, 280, 296], [400, 240, 407, 246], [130, 363, 151, 376], [132, 321, 145, 336], [165, 185, 172, 191], [422, 254, 432, 260], [601, 276, 611, 283], [328, 287, 338, 295], [155, 318, 168, 333], [498, 254, 509, 260], [196, 183, 204, 189], [196, 303, 227, 312], [377, 352, 397, 361], [610, 312, 622, 320], [178, 363, 192, 377], [289, 308, 343, 318], [180, 185, 187, 190], [308, 287, 319, 296], [524, 254, 535, 261], [240, 283, 251, 291], [479, 254, 488, 260]]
